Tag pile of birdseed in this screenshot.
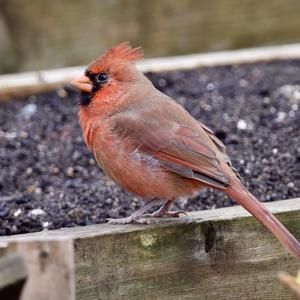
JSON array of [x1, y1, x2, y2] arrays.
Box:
[[0, 59, 299, 235]]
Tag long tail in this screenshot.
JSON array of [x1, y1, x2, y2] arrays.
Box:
[[226, 177, 300, 260]]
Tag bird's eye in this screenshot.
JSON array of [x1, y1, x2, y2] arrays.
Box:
[[95, 72, 109, 84]]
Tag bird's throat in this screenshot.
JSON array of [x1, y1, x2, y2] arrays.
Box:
[[80, 92, 92, 106]]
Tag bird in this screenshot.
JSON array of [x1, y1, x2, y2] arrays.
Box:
[[71, 42, 300, 260]]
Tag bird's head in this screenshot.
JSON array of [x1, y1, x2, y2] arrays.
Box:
[[71, 42, 143, 108]]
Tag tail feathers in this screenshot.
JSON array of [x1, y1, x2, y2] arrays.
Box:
[[230, 164, 245, 184], [226, 160, 245, 185], [227, 179, 300, 260]]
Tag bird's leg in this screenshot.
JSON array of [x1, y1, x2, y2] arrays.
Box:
[[148, 199, 187, 218], [107, 198, 162, 224]]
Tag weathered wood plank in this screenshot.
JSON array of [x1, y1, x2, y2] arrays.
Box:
[[6, 239, 75, 300], [0, 198, 299, 299], [0, 253, 27, 300], [74, 208, 300, 300], [1, 43, 300, 100]]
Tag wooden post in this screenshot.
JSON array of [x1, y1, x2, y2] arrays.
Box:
[[0, 253, 27, 300], [6, 238, 75, 300]]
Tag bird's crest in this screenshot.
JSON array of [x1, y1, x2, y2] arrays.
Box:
[[104, 42, 143, 62], [88, 42, 143, 72]]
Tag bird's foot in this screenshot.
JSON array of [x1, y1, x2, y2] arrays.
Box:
[[106, 199, 186, 225], [107, 198, 163, 225], [144, 199, 187, 218], [147, 209, 187, 218], [107, 216, 151, 225]]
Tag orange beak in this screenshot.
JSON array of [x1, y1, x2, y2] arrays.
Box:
[[70, 75, 93, 93]]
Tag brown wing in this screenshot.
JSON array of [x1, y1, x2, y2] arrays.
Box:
[[112, 105, 230, 189], [198, 120, 226, 150]]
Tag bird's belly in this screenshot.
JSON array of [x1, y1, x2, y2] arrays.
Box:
[[92, 137, 202, 199]]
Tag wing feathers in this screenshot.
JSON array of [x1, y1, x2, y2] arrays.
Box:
[[112, 107, 230, 188], [160, 160, 228, 189]]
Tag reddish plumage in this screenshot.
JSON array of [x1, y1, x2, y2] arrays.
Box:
[[71, 42, 300, 260]]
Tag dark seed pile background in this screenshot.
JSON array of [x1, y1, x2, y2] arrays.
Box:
[[0, 60, 300, 235]]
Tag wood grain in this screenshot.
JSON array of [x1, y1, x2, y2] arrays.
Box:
[[74, 209, 300, 299]]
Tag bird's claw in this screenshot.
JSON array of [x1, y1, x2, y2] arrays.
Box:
[[107, 216, 151, 225], [163, 210, 187, 218], [144, 210, 187, 218], [107, 206, 187, 225]]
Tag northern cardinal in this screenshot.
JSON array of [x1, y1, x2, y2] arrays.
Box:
[[71, 42, 300, 259]]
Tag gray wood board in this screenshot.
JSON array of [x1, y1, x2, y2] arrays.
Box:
[[0, 199, 299, 299]]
